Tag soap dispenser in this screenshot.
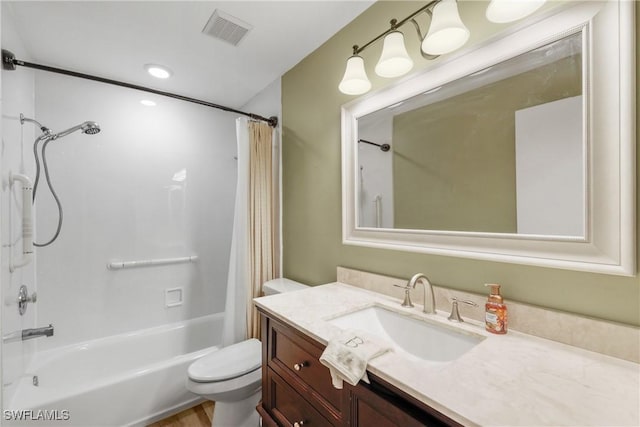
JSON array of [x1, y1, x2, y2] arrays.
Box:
[[484, 284, 507, 334]]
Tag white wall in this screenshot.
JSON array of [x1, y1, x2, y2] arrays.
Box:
[[515, 96, 584, 236], [241, 78, 281, 120], [1, 3, 38, 407], [358, 116, 394, 228], [30, 71, 238, 350]]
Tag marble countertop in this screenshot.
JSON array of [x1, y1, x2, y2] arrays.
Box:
[[254, 283, 640, 427]]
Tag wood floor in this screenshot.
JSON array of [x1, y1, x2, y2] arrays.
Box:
[[147, 402, 214, 427]]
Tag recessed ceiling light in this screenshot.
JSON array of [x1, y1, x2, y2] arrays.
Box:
[[140, 100, 157, 107], [144, 64, 172, 79]]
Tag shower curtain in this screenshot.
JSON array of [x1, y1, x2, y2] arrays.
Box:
[[222, 117, 277, 346]]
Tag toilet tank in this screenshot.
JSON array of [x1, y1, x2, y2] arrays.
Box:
[[263, 278, 308, 296]]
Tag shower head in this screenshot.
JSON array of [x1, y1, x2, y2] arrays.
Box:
[[81, 122, 101, 135], [52, 121, 101, 139]]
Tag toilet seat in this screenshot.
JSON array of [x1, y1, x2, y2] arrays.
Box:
[[188, 338, 261, 383], [186, 366, 262, 402]]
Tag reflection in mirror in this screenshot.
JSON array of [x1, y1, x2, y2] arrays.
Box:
[[357, 32, 584, 237]]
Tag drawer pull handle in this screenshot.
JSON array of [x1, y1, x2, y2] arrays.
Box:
[[293, 362, 307, 371], [294, 421, 305, 427]]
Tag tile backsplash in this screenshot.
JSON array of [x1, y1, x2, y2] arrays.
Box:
[[337, 267, 640, 363]]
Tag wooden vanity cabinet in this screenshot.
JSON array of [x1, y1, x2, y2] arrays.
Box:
[[258, 311, 461, 427]]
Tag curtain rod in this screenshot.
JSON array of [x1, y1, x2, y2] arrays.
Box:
[[2, 49, 278, 128]]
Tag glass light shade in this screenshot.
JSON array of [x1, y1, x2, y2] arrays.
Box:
[[421, 0, 470, 56], [338, 55, 372, 95], [486, 0, 546, 23], [375, 31, 414, 78]]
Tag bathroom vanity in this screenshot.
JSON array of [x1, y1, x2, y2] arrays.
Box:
[[254, 282, 640, 426], [257, 310, 458, 426]]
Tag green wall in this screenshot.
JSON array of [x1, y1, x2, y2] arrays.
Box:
[[393, 55, 581, 232], [281, 1, 640, 326]]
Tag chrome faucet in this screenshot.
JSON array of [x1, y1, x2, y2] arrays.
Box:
[[395, 273, 436, 314], [21, 324, 54, 341], [3, 324, 54, 343]]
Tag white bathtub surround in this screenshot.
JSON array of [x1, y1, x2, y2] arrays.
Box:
[[31, 72, 238, 350], [254, 283, 640, 426], [6, 314, 222, 427], [337, 267, 640, 363], [1, 7, 38, 408]]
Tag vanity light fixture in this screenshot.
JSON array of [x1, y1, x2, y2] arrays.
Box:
[[338, 0, 546, 95], [421, 0, 470, 56], [374, 31, 413, 78], [144, 64, 172, 79], [338, 55, 371, 95], [486, 0, 546, 24]]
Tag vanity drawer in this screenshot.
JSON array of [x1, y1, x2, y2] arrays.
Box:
[[267, 318, 342, 418], [267, 368, 335, 427]]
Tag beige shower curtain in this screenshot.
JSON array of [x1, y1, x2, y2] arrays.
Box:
[[247, 120, 277, 339]]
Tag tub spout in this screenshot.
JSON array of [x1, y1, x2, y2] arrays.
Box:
[[21, 324, 54, 341]]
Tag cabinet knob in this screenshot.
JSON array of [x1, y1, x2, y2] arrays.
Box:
[[293, 362, 307, 371], [294, 421, 305, 427]]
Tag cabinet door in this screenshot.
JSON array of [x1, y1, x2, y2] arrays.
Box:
[[348, 383, 451, 427], [266, 368, 335, 427], [268, 318, 342, 416]]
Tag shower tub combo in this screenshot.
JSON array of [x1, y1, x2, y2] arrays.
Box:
[[6, 313, 222, 426]]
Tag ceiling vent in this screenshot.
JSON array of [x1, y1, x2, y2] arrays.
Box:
[[202, 9, 253, 47]]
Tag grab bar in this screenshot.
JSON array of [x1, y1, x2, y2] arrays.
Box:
[[374, 194, 382, 228], [107, 255, 198, 270], [9, 172, 34, 272]]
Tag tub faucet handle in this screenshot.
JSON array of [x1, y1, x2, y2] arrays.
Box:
[[18, 284, 37, 316]]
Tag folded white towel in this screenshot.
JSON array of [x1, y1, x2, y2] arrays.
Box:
[[319, 329, 391, 389]]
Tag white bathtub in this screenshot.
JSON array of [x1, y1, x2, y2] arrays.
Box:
[[6, 313, 222, 426]]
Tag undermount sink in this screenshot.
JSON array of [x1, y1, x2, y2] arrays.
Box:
[[327, 306, 484, 362]]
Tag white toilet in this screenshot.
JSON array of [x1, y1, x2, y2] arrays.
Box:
[[186, 278, 308, 427]]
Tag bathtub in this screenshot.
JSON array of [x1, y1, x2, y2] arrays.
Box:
[[6, 313, 223, 426]]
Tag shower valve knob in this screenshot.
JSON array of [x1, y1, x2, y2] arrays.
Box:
[[17, 285, 36, 316]]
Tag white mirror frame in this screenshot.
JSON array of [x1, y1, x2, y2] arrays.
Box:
[[341, 1, 635, 276]]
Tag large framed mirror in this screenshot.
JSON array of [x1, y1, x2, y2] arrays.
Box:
[[341, 1, 635, 275]]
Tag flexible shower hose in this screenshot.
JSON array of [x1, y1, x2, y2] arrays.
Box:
[[32, 135, 63, 247]]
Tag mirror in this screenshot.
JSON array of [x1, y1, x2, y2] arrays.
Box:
[[341, 1, 635, 275], [357, 33, 584, 237]]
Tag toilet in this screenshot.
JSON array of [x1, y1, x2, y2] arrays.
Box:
[[186, 278, 308, 427]]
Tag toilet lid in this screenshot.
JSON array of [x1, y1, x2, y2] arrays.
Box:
[[188, 338, 262, 382]]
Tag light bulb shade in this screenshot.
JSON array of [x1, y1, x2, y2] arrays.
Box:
[[421, 0, 470, 56], [375, 31, 414, 78], [486, 0, 546, 23], [338, 55, 372, 95]]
